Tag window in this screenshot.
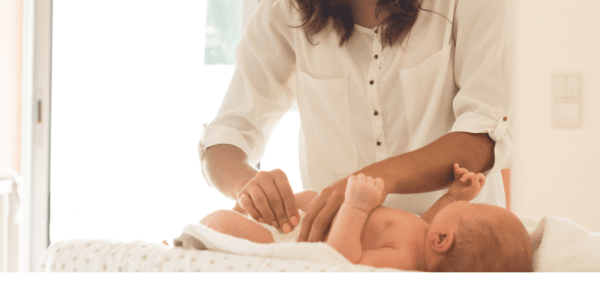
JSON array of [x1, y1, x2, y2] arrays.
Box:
[[49, 0, 301, 244]]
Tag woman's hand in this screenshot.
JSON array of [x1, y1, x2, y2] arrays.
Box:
[[297, 176, 348, 242], [236, 169, 299, 233]]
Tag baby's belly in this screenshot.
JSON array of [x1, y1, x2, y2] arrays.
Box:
[[360, 206, 427, 250]]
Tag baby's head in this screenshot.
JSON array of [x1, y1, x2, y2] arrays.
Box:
[[425, 201, 533, 272]]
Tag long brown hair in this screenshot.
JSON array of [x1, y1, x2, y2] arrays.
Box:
[[289, 0, 437, 47]]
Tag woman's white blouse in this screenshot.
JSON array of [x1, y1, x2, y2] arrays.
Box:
[[199, 0, 514, 214]]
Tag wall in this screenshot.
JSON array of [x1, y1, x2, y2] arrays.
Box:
[[0, 0, 22, 173], [0, 0, 22, 272], [511, 0, 600, 231]]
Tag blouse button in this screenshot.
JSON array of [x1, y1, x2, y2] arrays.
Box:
[[503, 116, 508, 121], [374, 29, 379, 34], [374, 55, 378, 59], [374, 111, 379, 116], [377, 141, 381, 146], [369, 80, 374, 85]]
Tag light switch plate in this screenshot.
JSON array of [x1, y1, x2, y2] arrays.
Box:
[[553, 73, 582, 101], [566, 74, 582, 99], [553, 75, 567, 99], [553, 103, 581, 129]]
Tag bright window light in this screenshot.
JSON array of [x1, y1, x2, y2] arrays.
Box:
[[50, 0, 301, 244]]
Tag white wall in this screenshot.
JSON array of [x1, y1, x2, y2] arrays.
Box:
[[0, 0, 22, 173], [0, 0, 22, 272], [512, 0, 600, 231]]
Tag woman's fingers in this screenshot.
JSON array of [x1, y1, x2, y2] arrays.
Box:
[[298, 185, 345, 242], [246, 184, 278, 226], [307, 199, 340, 242], [298, 193, 327, 242], [257, 178, 288, 228], [237, 169, 297, 232], [238, 193, 261, 221], [271, 169, 299, 227]]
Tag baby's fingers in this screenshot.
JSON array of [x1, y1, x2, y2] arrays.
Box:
[[478, 174, 486, 187], [454, 164, 470, 179], [460, 172, 475, 183]]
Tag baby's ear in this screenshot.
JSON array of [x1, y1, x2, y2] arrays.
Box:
[[427, 231, 455, 254]]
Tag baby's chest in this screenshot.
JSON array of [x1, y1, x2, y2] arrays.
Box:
[[360, 207, 423, 251]]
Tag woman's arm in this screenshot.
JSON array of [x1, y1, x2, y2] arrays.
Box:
[[202, 144, 258, 200], [299, 131, 494, 242], [203, 144, 299, 232], [373, 132, 494, 196]]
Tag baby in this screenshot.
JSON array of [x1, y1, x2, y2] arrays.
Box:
[[190, 163, 533, 272]]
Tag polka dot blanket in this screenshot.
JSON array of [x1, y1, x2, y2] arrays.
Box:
[[36, 239, 396, 272]]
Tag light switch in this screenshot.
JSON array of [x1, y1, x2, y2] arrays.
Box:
[[566, 74, 581, 99], [553, 103, 581, 129], [553, 75, 567, 99]]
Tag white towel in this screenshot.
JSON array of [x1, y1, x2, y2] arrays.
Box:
[[520, 215, 600, 272], [174, 223, 351, 265], [174, 215, 600, 271]]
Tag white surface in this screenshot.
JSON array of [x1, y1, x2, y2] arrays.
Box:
[[20, 0, 51, 272], [37, 238, 391, 272], [177, 222, 353, 265], [38, 214, 600, 272], [49, 1, 303, 245], [0, 179, 12, 195], [512, 0, 600, 232]]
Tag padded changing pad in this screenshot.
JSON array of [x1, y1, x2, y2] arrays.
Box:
[[37, 239, 395, 272], [38, 214, 600, 272]]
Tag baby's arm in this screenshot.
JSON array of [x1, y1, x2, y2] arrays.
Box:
[[420, 163, 486, 224], [327, 174, 385, 264]]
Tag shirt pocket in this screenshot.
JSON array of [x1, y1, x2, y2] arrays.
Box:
[[297, 70, 359, 175], [399, 43, 456, 149]]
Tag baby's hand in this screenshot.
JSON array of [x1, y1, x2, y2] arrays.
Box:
[[344, 174, 385, 213], [447, 163, 486, 202]]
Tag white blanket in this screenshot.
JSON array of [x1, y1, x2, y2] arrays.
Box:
[[174, 215, 600, 272], [175, 223, 354, 265], [521, 215, 600, 272], [37, 214, 600, 272]]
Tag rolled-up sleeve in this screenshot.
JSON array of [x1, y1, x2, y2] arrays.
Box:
[[198, 0, 297, 182], [449, 0, 514, 176]]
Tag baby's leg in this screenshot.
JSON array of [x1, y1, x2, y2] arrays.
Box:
[[200, 210, 275, 244]]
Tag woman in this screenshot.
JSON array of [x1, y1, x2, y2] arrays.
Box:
[[199, 0, 513, 242]]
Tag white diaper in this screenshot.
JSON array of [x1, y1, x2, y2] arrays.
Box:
[[256, 210, 305, 243]]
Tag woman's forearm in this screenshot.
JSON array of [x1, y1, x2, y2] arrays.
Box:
[[202, 144, 258, 200], [358, 132, 495, 196]]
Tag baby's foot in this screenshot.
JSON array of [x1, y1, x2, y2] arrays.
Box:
[[345, 174, 385, 212]]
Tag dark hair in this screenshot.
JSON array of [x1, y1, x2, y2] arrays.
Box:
[[436, 217, 534, 272], [289, 0, 440, 47]]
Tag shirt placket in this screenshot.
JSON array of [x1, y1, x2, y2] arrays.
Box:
[[367, 26, 388, 162]]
